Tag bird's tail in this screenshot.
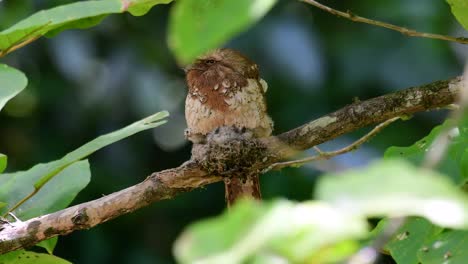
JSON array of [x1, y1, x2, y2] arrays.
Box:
[[224, 175, 261, 207]]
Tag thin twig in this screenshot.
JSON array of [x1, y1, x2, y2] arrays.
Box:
[[300, 0, 468, 45], [7, 213, 21, 223], [264, 117, 400, 173]]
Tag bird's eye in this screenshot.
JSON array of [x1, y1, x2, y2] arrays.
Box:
[[205, 59, 216, 65]]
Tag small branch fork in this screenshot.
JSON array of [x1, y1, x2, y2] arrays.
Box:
[[301, 0, 468, 45], [265, 117, 400, 172], [0, 76, 463, 254]]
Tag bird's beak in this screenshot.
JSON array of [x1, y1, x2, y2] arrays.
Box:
[[182, 63, 205, 73]]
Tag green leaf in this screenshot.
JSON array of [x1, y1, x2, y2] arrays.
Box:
[[13, 161, 91, 220], [0, 250, 70, 264], [0, 0, 173, 53], [417, 230, 468, 264], [169, 0, 277, 64], [36, 237, 58, 255], [0, 64, 27, 112], [174, 199, 368, 264], [447, 0, 468, 30], [0, 112, 167, 253], [316, 159, 468, 228], [0, 111, 168, 218], [126, 0, 173, 16], [0, 161, 90, 254], [381, 217, 443, 264], [385, 118, 468, 184], [0, 153, 6, 173]]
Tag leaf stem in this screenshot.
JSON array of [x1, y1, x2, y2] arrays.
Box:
[[0, 22, 51, 58], [4, 189, 39, 218]]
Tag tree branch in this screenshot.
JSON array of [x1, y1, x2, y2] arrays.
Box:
[[266, 77, 460, 157], [300, 0, 468, 45], [0, 161, 220, 253], [0, 76, 462, 254]]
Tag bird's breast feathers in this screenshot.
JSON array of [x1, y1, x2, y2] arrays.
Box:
[[185, 78, 272, 137]]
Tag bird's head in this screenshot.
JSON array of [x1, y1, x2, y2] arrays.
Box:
[[184, 48, 259, 79]]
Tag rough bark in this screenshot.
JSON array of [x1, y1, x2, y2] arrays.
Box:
[[0, 162, 220, 254], [0, 76, 462, 254], [265, 77, 460, 158]]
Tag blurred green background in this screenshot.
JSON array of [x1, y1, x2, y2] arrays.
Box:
[[0, 0, 466, 263]]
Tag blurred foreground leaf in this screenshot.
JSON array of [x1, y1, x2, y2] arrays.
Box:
[[169, 0, 277, 64], [316, 159, 468, 228], [0, 153, 6, 173], [381, 116, 468, 264], [176, 158, 468, 263], [0, 0, 172, 55], [0, 64, 27, 111], [0, 250, 70, 264], [174, 199, 368, 264], [447, 0, 468, 30]]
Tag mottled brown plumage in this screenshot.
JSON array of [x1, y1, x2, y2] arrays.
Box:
[[184, 49, 273, 204], [184, 48, 273, 143]]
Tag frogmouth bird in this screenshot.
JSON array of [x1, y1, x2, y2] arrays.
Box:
[[183, 48, 273, 204]]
